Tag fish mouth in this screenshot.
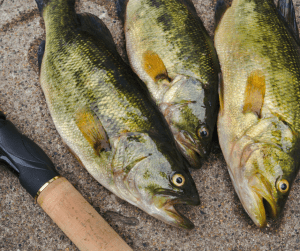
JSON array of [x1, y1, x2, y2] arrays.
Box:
[[175, 130, 207, 168], [152, 189, 200, 229], [240, 173, 278, 228]]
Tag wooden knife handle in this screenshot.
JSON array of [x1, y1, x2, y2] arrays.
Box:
[[37, 176, 133, 251]]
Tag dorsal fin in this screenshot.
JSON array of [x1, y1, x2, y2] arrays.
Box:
[[277, 0, 300, 44], [242, 70, 266, 118], [214, 0, 228, 31], [142, 50, 170, 83], [77, 13, 118, 56], [75, 107, 111, 156]]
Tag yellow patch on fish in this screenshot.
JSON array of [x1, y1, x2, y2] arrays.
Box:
[[218, 72, 224, 115], [142, 50, 169, 82], [75, 108, 111, 155], [243, 70, 266, 117]]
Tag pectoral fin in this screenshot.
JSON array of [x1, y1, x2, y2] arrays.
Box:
[[142, 50, 170, 83], [243, 70, 266, 118], [75, 107, 111, 156]]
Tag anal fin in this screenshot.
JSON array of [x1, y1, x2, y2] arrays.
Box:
[[75, 107, 111, 156], [242, 70, 266, 118]]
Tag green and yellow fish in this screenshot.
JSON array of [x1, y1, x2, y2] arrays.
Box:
[[35, 0, 200, 229], [215, 0, 300, 227], [117, 0, 220, 168]]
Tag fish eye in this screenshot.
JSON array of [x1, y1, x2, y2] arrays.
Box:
[[172, 174, 185, 187], [277, 179, 289, 193], [197, 126, 209, 139]]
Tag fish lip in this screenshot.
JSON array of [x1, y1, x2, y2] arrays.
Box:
[[238, 173, 278, 228], [175, 131, 207, 168], [154, 188, 200, 206], [249, 174, 278, 216], [153, 189, 198, 229], [229, 143, 279, 227], [162, 200, 195, 229]]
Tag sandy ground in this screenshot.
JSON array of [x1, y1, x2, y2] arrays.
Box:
[[1, 0, 300, 250]]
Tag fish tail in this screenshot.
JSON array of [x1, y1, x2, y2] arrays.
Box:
[[34, 0, 75, 16]]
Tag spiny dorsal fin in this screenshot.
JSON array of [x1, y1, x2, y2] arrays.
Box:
[[277, 0, 300, 43], [75, 107, 111, 156], [214, 0, 228, 31], [243, 70, 266, 118], [142, 50, 170, 83]]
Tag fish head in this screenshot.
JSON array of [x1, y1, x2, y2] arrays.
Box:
[[134, 154, 200, 229], [232, 142, 297, 227], [116, 133, 200, 229], [160, 75, 218, 168]]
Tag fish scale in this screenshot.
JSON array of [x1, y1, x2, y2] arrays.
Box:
[[36, 0, 200, 229], [215, 0, 300, 227], [120, 0, 220, 168], [125, 0, 216, 88]]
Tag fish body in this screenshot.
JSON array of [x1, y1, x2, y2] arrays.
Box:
[[215, 0, 300, 227], [36, 0, 200, 229], [118, 0, 220, 168]]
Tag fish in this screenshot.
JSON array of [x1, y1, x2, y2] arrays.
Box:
[[34, 0, 200, 229], [117, 0, 220, 168], [214, 0, 300, 227]]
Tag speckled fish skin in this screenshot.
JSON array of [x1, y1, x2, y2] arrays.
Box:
[[120, 0, 220, 168], [215, 0, 300, 227], [36, 0, 200, 229]]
